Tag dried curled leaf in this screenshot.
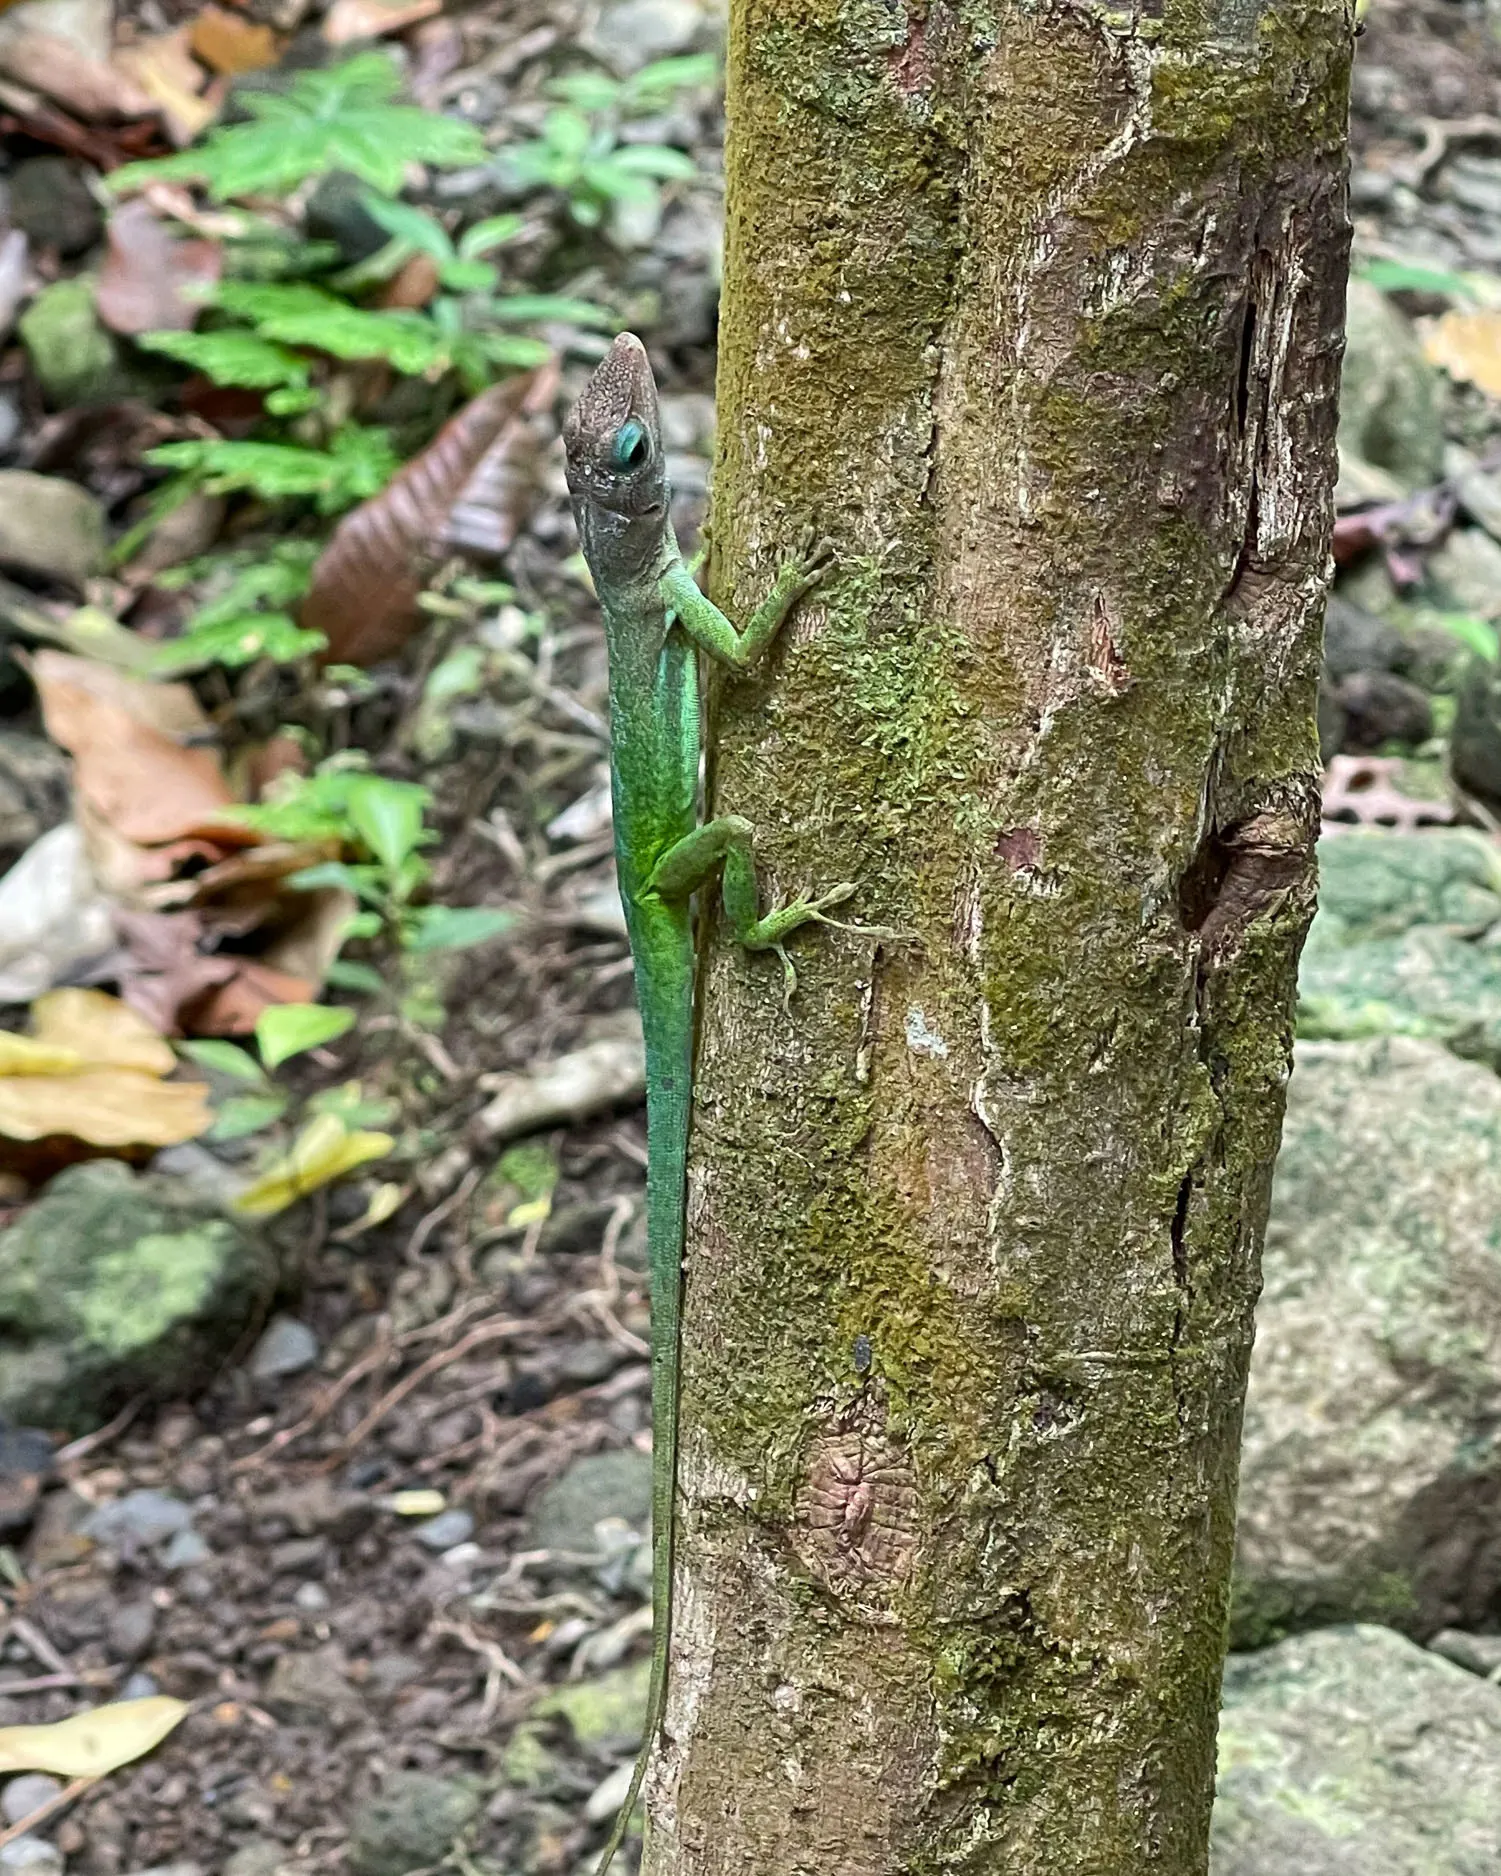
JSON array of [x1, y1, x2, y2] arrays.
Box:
[[300, 364, 556, 667], [0, 1696, 189, 1776]]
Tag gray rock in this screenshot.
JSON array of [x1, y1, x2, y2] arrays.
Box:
[[0, 1839, 63, 1876], [263, 1645, 356, 1722], [162, 1528, 209, 1571], [1210, 1626, 1501, 1874], [1452, 654, 1501, 808], [1330, 669, 1432, 750], [1233, 1038, 1501, 1644], [1322, 595, 1404, 681], [119, 1671, 159, 1701], [589, 0, 705, 72], [19, 278, 119, 409], [292, 1581, 330, 1614], [0, 735, 70, 872], [413, 1508, 473, 1551], [0, 1161, 276, 1434], [248, 1316, 319, 1381], [346, 1773, 480, 1876], [131, 1866, 204, 1876], [535, 1659, 650, 1748], [1428, 1627, 1501, 1677], [0, 1775, 60, 1825], [1428, 525, 1501, 621], [221, 1849, 285, 1876], [525, 1450, 652, 1555], [0, 471, 105, 588], [105, 1599, 156, 1660], [1338, 279, 1447, 490], [82, 1489, 192, 1550], [8, 157, 101, 259]]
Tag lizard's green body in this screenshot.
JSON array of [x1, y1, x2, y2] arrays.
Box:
[[564, 334, 851, 1873]]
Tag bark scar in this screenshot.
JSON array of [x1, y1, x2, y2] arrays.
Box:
[[1178, 806, 1314, 964], [796, 1404, 919, 1616]]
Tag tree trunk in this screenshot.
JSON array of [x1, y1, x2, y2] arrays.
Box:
[[654, 4, 1350, 1871]]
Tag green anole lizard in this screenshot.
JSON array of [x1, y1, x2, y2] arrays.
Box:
[[564, 333, 854, 1874]]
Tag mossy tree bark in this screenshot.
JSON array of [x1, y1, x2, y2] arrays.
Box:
[[654, 2, 1350, 1871]]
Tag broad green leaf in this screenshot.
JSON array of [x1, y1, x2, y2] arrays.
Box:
[[542, 107, 593, 161], [458, 215, 525, 260], [346, 775, 430, 873], [256, 1002, 356, 1070], [288, 859, 379, 898], [624, 53, 718, 99], [209, 1092, 290, 1142], [406, 905, 517, 952], [148, 612, 326, 675], [179, 1040, 266, 1084], [324, 959, 388, 995], [546, 71, 621, 112], [486, 294, 614, 326], [607, 145, 698, 180]]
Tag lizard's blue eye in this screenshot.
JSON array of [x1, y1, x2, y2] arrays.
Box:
[[611, 419, 649, 470]]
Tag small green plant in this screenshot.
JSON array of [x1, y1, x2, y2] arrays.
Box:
[[499, 55, 715, 228], [148, 541, 323, 673], [111, 53, 487, 201], [1432, 611, 1501, 663], [237, 760, 515, 1011]]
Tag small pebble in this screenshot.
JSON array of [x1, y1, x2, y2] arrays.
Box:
[[249, 1316, 320, 1381], [161, 1528, 210, 1571], [0, 1837, 63, 1876], [414, 1508, 474, 1551], [120, 1671, 160, 1700], [0, 1776, 60, 1825], [293, 1582, 330, 1614], [81, 1489, 192, 1549], [585, 1759, 636, 1824]]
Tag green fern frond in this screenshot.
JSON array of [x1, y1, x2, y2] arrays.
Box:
[[136, 329, 311, 391], [110, 53, 486, 201], [147, 427, 398, 514], [150, 612, 326, 674], [214, 282, 444, 374]]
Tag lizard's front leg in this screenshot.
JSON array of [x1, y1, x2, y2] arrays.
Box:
[[644, 815, 855, 1000], [659, 532, 833, 672]]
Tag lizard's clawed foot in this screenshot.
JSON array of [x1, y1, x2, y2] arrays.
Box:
[[777, 526, 837, 601]]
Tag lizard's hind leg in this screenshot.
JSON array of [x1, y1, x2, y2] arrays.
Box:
[[645, 814, 855, 1000]]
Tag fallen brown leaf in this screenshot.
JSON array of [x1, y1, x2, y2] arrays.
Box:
[[113, 29, 216, 147], [322, 0, 440, 44], [188, 5, 280, 75], [95, 200, 221, 336], [0, 30, 154, 120], [183, 960, 314, 1037], [32, 650, 238, 847], [301, 365, 556, 667], [1424, 308, 1501, 400], [374, 253, 440, 311], [0, 75, 168, 169]]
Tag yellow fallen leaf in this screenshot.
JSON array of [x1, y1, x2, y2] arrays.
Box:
[[0, 1036, 86, 1077], [0, 1696, 188, 1776], [32, 988, 176, 1076], [231, 1112, 392, 1219], [1424, 309, 1501, 399], [0, 1072, 211, 1148]]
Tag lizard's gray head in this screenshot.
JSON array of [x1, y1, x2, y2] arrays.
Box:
[[563, 333, 670, 581]]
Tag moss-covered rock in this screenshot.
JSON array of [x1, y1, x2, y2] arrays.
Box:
[[1339, 280, 1448, 490], [0, 1160, 275, 1432], [1298, 830, 1501, 1065], [1233, 1039, 1501, 1645], [535, 1659, 650, 1748], [1211, 1626, 1501, 1874]]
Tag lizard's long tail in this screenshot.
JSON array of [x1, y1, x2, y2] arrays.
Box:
[[595, 999, 690, 1876]]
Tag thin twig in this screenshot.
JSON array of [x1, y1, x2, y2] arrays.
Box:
[[10, 1616, 74, 1680], [231, 1327, 396, 1473], [405, 1165, 481, 1264], [53, 1398, 143, 1468], [323, 1317, 523, 1464]]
